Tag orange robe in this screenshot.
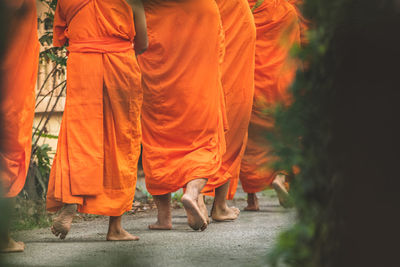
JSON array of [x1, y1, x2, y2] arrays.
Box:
[[46, 0, 142, 216], [239, 0, 300, 193], [288, 0, 309, 45], [202, 0, 256, 199], [0, 0, 39, 198], [138, 0, 226, 196]]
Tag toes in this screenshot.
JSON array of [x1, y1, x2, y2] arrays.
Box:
[[52, 228, 61, 237], [231, 207, 240, 215], [200, 222, 207, 231], [17, 241, 25, 249], [51, 226, 62, 237]]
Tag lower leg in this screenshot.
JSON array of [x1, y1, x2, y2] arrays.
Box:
[[149, 193, 172, 230], [181, 178, 208, 231], [0, 198, 24, 253], [244, 193, 260, 211], [211, 181, 240, 221], [272, 174, 292, 208], [107, 215, 139, 241], [51, 204, 77, 240]]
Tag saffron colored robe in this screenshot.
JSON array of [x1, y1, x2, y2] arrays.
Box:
[[138, 0, 226, 196], [288, 0, 309, 45], [46, 0, 142, 216], [0, 0, 39, 198], [239, 0, 300, 193], [202, 0, 256, 199]]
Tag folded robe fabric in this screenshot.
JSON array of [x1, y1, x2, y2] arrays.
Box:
[[46, 0, 142, 216], [288, 0, 309, 44], [138, 0, 227, 196], [202, 0, 256, 199], [239, 0, 300, 193], [0, 0, 39, 198]]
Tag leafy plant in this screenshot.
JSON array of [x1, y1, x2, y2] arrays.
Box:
[[251, 0, 265, 12], [23, 0, 65, 201], [267, 0, 400, 266], [24, 143, 53, 199], [171, 190, 183, 202]]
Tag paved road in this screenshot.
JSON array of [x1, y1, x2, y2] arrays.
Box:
[[3, 193, 294, 267]]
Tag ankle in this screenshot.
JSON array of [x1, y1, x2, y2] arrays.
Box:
[[108, 224, 123, 234], [272, 179, 281, 186], [247, 194, 257, 204], [108, 216, 123, 231], [157, 213, 172, 225], [63, 204, 77, 214], [214, 201, 228, 212]]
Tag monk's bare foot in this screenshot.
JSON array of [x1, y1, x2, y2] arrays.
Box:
[[149, 194, 172, 230], [51, 204, 77, 240], [0, 238, 25, 253], [148, 221, 172, 230], [198, 194, 210, 224], [107, 228, 139, 241], [181, 194, 207, 231], [244, 193, 260, 211], [107, 216, 139, 241], [272, 174, 293, 208], [211, 203, 240, 222]]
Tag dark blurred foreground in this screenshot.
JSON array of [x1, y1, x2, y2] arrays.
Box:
[[0, 0, 12, 258], [270, 0, 400, 266]]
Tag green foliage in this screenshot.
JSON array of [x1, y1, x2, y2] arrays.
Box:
[[38, 0, 66, 67], [266, 0, 350, 264], [269, 222, 315, 266], [137, 186, 153, 199], [11, 198, 52, 231], [251, 0, 265, 12], [24, 0, 63, 202], [38, 0, 58, 13], [268, 0, 400, 266], [0, 197, 12, 250], [171, 190, 183, 202], [26, 143, 53, 199]]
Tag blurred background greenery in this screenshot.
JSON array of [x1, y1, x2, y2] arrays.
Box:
[[268, 0, 400, 266]]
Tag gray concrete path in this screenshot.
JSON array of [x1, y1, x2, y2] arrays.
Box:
[[3, 193, 294, 267]]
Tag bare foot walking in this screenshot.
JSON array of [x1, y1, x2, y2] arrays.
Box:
[[211, 182, 240, 221], [180, 179, 208, 231], [51, 204, 77, 240], [0, 237, 25, 253], [272, 174, 292, 208], [107, 216, 139, 241], [182, 194, 207, 231], [211, 203, 240, 222], [149, 194, 172, 230], [244, 193, 259, 211]]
